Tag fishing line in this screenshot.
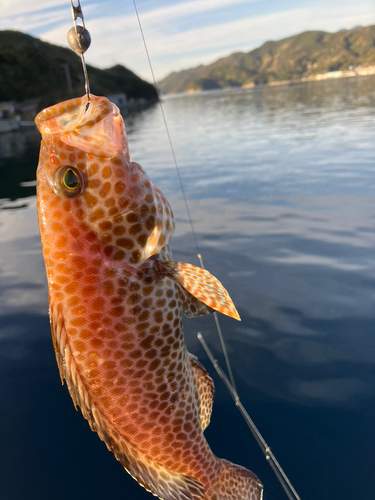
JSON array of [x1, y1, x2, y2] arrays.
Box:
[[132, 0, 200, 255], [130, 5, 303, 500], [198, 333, 302, 500], [196, 253, 238, 394], [89, 2, 300, 499], [131, 0, 237, 395]]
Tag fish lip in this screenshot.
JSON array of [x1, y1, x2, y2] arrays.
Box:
[[35, 96, 86, 130], [35, 95, 127, 159], [34, 94, 115, 134]]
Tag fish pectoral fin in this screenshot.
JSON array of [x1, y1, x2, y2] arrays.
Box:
[[161, 261, 241, 321], [155, 251, 213, 318], [189, 353, 215, 431], [178, 286, 214, 318]]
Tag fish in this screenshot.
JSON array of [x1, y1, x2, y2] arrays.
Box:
[[35, 94, 263, 500]]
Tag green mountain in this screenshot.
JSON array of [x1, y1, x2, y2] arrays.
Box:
[[0, 30, 157, 109], [158, 25, 375, 94]]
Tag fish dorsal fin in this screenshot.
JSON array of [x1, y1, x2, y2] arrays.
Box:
[[49, 297, 205, 500], [159, 261, 240, 321], [189, 354, 215, 431]]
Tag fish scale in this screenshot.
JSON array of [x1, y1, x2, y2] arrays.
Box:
[[36, 94, 263, 500]]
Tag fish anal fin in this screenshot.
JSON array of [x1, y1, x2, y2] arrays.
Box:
[[100, 421, 206, 500], [189, 354, 214, 430], [205, 459, 263, 500], [160, 261, 240, 321], [49, 298, 205, 500]]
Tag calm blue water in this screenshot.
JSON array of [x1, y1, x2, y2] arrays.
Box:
[[1, 76, 375, 500]]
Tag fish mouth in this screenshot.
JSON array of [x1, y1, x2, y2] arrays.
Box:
[[35, 94, 127, 158]]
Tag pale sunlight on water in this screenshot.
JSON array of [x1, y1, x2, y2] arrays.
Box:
[[1, 75, 375, 500]]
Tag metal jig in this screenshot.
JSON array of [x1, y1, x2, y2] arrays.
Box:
[[67, 0, 91, 104]]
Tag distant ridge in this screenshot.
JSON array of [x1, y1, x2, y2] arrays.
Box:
[[0, 30, 157, 109], [158, 25, 375, 95]]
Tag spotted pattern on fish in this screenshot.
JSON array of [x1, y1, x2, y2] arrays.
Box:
[[35, 95, 263, 500], [36, 96, 174, 268], [189, 354, 215, 431]]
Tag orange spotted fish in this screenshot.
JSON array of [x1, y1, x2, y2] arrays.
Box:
[[35, 94, 263, 500]]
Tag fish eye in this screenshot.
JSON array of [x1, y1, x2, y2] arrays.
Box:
[[55, 166, 84, 197], [63, 168, 79, 190]]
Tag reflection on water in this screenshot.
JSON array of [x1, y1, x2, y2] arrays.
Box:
[[1, 76, 375, 500], [0, 128, 40, 204]]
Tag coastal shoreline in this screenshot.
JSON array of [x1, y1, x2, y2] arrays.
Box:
[[159, 25, 375, 95], [242, 65, 375, 89], [180, 67, 375, 95]]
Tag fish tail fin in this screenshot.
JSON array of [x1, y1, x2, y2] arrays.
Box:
[[206, 459, 263, 500]]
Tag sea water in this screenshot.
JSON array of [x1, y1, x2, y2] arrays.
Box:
[[0, 75, 374, 500]]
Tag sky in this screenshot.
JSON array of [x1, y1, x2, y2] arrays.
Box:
[[1, 0, 374, 81]]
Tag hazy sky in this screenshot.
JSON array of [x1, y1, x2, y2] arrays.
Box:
[[1, 0, 374, 81]]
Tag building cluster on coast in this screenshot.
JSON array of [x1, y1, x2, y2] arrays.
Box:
[[0, 100, 39, 133], [242, 65, 375, 88]]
